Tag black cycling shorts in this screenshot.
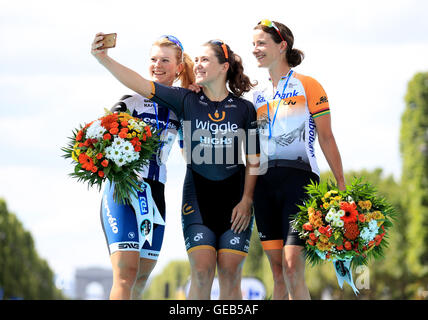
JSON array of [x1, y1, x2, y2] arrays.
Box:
[[181, 167, 254, 256], [253, 167, 319, 250]]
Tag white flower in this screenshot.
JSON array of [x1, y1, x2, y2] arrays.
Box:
[[105, 146, 123, 163], [346, 196, 354, 203], [360, 227, 376, 244], [128, 119, 143, 132], [112, 137, 126, 148], [337, 210, 346, 217], [86, 120, 106, 139], [368, 220, 378, 232], [332, 219, 344, 228], [115, 157, 126, 167], [120, 141, 134, 154]]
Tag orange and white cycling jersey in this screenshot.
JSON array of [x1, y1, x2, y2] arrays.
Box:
[[252, 71, 330, 176]]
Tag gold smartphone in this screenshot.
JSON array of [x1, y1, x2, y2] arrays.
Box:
[[100, 33, 117, 49]]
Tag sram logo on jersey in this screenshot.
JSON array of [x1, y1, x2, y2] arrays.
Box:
[[118, 243, 139, 250]]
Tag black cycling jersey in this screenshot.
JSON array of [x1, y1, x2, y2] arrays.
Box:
[[150, 82, 259, 181]]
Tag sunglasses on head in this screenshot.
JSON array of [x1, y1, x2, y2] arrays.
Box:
[[258, 19, 285, 42], [159, 35, 184, 51], [209, 39, 229, 61]]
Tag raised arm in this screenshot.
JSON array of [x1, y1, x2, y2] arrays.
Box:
[[91, 33, 155, 99]]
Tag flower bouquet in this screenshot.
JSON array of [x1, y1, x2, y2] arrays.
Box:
[[292, 178, 396, 294], [62, 110, 160, 204]]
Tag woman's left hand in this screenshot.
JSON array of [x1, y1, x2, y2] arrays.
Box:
[[231, 196, 253, 234], [187, 83, 202, 93]]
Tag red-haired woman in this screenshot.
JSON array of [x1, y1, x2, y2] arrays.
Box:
[[99, 35, 194, 299]]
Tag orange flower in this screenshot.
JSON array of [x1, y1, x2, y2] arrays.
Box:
[[336, 244, 344, 251], [318, 225, 332, 237], [131, 137, 139, 146], [101, 160, 109, 167], [96, 153, 103, 160], [374, 235, 382, 246], [79, 153, 94, 171], [344, 222, 360, 240], [76, 130, 84, 142], [344, 241, 352, 251], [110, 127, 119, 135], [307, 239, 315, 246], [91, 166, 98, 173], [98, 171, 105, 178], [121, 120, 128, 127], [145, 126, 152, 137], [101, 114, 118, 130], [119, 131, 127, 139], [309, 210, 323, 228], [340, 202, 358, 223], [303, 223, 313, 231], [309, 233, 317, 241], [358, 214, 366, 223], [103, 133, 111, 141], [134, 145, 141, 152]]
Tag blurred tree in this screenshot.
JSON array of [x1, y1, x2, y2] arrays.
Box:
[[242, 224, 272, 296], [400, 72, 428, 299], [141, 260, 190, 300], [400, 72, 428, 285], [0, 198, 64, 299]]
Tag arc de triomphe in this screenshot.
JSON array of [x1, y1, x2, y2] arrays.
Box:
[[74, 267, 112, 300]]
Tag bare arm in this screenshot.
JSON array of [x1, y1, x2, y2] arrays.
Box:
[[314, 114, 346, 190], [91, 33, 154, 98]]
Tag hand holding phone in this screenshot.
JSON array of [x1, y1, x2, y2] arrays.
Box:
[[99, 33, 117, 50]]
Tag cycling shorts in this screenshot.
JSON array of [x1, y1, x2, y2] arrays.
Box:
[[253, 167, 319, 250], [182, 167, 254, 256], [100, 179, 166, 260]]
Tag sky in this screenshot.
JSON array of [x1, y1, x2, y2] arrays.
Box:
[[1, 0, 428, 298]]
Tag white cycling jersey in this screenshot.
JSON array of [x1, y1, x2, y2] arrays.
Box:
[[112, 94, 181, 184]]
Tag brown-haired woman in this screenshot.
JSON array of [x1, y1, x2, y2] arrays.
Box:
[[251, 20, 345, 299], [92, 35, 260, 299], [99, 34, 194, 300]]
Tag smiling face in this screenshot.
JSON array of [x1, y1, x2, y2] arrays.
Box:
[[252, 29, 286, 69], [149, 45, 183, 86], [193, 45, 228, 86]]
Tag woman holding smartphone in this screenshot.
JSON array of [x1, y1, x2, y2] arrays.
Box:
[[251, 20, 346, 299], [99, 35, 194, 299], [92, 33, 260, 299]]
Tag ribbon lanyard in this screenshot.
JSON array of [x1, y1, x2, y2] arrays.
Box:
[[267, 70, 293, 140], [153, 102, 170, 148]]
